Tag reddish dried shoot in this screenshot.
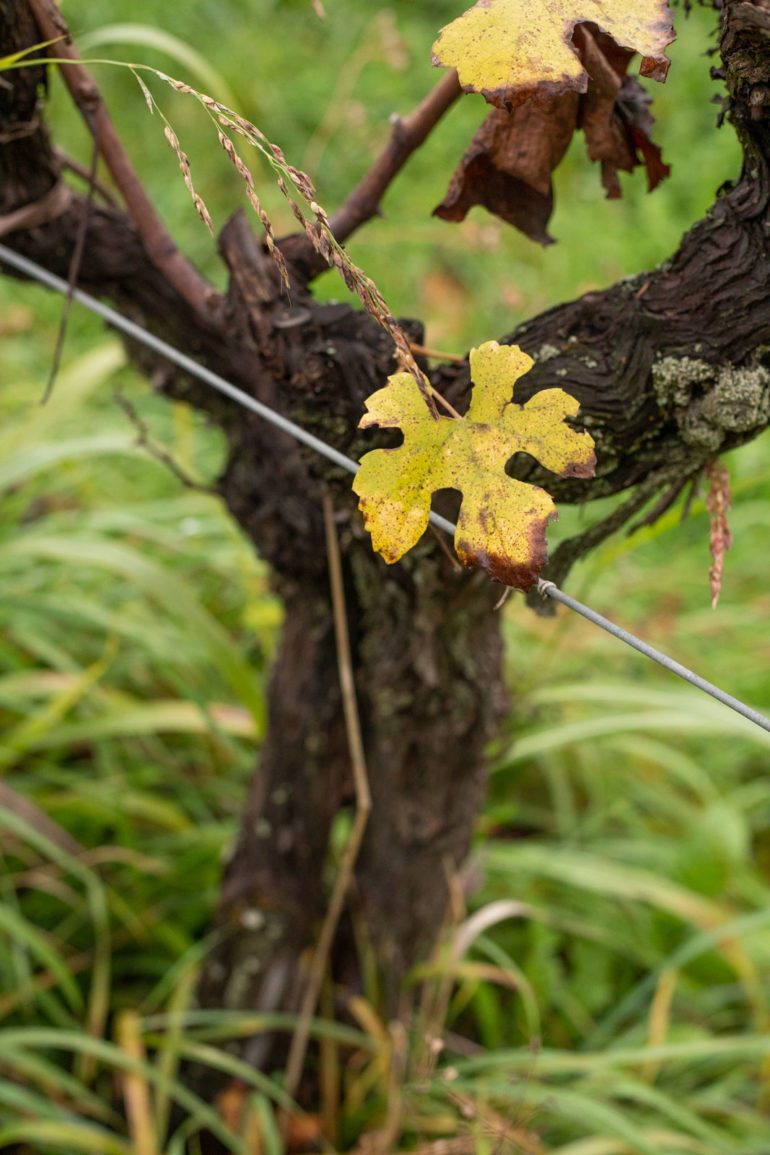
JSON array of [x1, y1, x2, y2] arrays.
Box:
[[409, 342, 466, 364], [705, 459, 732, 610]]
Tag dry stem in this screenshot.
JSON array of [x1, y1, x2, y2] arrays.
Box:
[[283, 493, 372, 1105]]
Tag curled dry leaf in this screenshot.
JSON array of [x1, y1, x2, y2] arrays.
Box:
[[434, 94, 576, 244], [578, 27, 669, 198], [432, 0, 675, 109], [354, 342, 596, 589], [434, 27, 669, 243]]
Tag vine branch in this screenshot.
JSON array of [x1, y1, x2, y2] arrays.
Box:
[[26, 0, 217, 322], [330, 68, 462, 243], [282, 68, 462, 277]]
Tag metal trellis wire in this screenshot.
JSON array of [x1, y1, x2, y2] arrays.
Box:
[[2, 241, 769, 736]]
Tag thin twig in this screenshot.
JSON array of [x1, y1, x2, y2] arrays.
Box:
[[429, 523, 463, 572], [55, 147, 119, 205], [431, 389, 463, 420], [114, 387, 214, 493], [41, 137, 99, 404], [26, 0, 215, 321], [330, 69, 462, 245], [283, 493, 372, 1104], [283, 69, 462, 276], [681, 475, 700, 523], [410, 342, 466, 365], [627, 476, 689, 534]]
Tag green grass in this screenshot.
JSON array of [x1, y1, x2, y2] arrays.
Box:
[[3, 2, 770, 1152]]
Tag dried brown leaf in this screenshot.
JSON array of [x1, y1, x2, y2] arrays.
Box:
[[434, 96, 577, 243], [435, 26, 669, 240], [579, 28, 670, 197]]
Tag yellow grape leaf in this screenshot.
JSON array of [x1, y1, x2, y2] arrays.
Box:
[[353, 341, 596, 589], [432, 0, 675, 108]]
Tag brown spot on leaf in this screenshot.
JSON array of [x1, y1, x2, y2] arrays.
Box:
[[458, 508, 556, 590], [355, 342, 595, 589], [563, 448, 597, 478]]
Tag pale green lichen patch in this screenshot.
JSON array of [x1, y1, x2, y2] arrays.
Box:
[[707, 365, 770, 433], [652, 356, 714, 410], [536, 343, 562, 363], [653, 357, 770, 451], [679, 403, 728, 452]]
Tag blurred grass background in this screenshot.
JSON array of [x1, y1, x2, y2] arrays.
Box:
[[3, 2, 770, 1152]]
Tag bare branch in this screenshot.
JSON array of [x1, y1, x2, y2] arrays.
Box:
[[282, 69, 462, 277], [54, 147, 119, 206], [26, 0, 217, 322], [0, 181, 72, 236], [331, 69, 462, 242]]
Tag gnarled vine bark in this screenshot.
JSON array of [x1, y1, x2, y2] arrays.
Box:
[[2, 0, 770, 1108]]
